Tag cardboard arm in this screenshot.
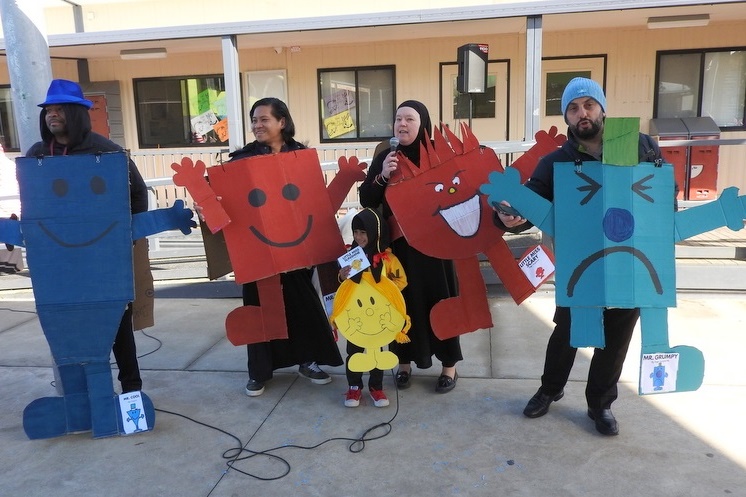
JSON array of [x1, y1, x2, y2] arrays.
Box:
[[171, 157, 231, 233], [0, 219, 24, 247], [132, 200, 196, 240], [480, 167, 555, 237], [327, 156, 367, 211], [674, 187, 746, 242]]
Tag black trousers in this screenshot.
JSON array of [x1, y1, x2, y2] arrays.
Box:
[[540, 306, 639, 410], [345, 341, 384, 390], [112, 304, 142, 392]]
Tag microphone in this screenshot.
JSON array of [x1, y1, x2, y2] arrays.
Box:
[[389, 136, 399, 152]]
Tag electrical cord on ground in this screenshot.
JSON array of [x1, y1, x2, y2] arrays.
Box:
[[135, 329, 163, 359], [155, 369, 402, 489], [0, 306, 37, 314]]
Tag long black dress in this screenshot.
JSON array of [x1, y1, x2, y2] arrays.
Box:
[[229, 140, 343, 383], [358, 147, 462, 370]]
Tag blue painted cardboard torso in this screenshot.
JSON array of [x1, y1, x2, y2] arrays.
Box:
[[17, 153, 134, 306], [553, 161, 676, 309]]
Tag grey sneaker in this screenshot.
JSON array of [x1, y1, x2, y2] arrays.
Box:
[[245, 379, 265, 397], [298, 362, 332, 384]]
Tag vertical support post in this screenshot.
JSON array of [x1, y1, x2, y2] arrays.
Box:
[[524, 15, 543, 141], [0, 0, 53, 153], [221, 35, 244, 152]]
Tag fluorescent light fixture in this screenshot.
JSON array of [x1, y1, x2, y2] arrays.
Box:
[[647, 14, 709, 29], [120, 48, 167, 60]]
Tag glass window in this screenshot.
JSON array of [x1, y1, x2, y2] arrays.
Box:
[[545, 71, 591, 116], [0, 87, 20, 152], [703, 51, 746, 128], [318, 66, 395, 142], [134, 75, 229, 148], [453, 74, 497, 119], [655, 49, 746, 129]]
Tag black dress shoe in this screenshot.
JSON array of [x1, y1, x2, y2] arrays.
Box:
[[395, 370, 411, 389], [523, 388, 564, 418], [435, 371, 457, 393], [587, 408, 619, 436]]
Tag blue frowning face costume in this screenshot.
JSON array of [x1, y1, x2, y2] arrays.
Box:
[[480, 120, 746, 396], [553, 162, 675, 310]]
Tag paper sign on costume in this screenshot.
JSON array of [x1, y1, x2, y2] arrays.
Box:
[[119, 391, 150, 434], [338, 246, 370, 278], [640, 352, 680, 394], [518, 245, 555, 289]]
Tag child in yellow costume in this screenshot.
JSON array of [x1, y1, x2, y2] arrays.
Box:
[[330, 208, 410, 407]]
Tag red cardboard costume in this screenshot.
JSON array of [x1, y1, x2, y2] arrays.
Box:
[[172, 151, 366, 344], [385, 124, 565, 339]]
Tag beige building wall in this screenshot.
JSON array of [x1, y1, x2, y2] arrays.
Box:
[[4, 4, 744, 191]]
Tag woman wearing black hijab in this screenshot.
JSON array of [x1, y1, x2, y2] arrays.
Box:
[[359, 100, 462, 393]]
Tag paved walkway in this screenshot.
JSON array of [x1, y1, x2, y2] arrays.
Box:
[[1, 276, 744, 496]]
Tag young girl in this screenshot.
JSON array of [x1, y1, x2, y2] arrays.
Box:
[[333, 208, 408, 407]]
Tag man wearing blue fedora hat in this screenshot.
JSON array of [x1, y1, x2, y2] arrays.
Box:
[[26, 79, 148, 394]]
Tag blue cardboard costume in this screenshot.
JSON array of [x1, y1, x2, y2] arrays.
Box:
[[480, 118, 746, 394], [1, 151, 195, 439]]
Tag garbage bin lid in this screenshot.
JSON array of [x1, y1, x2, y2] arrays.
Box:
[[649, 118, 688, 136], [681, 116, 720, 135]]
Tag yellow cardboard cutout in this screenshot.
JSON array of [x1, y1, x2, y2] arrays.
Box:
[[330, 271, 411, 372]]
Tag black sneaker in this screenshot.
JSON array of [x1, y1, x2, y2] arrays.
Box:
[[298, 362, 332, 384], [245, 379, 265, 397]]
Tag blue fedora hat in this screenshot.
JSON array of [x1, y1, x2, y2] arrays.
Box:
[[38, 79, 93, 108]]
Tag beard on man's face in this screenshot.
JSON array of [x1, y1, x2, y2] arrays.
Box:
[[571, 117, 603, 140]]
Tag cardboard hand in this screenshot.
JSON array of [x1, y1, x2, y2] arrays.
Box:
[[132, 199, 197, 240], [480, 167, 554, 235], [0, 217, 23, 247], [171, 157, 231, 233], [327, 156, 367, 211], [170, 199, 198, 234], [510, 126, 566, 183], [718, 187, 746, 231]]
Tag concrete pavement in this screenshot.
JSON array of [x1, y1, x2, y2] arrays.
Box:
[[1, 273, 745, 496]]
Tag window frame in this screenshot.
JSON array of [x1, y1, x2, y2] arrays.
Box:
[[653, 47, 746, 132], [133, 74, 230, 149], [0, 85, 20, 152], [317, 64, 396, 143]]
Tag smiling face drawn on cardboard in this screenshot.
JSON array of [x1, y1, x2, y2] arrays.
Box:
[[385, 124, 507, 260], [206, 149, 346, 283], [17, 153, 134, 305], [332, 271, 408, 350]]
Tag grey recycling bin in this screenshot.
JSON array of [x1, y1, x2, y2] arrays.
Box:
[[649, 116, 720, 200], [649, 118, 688, 200]]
